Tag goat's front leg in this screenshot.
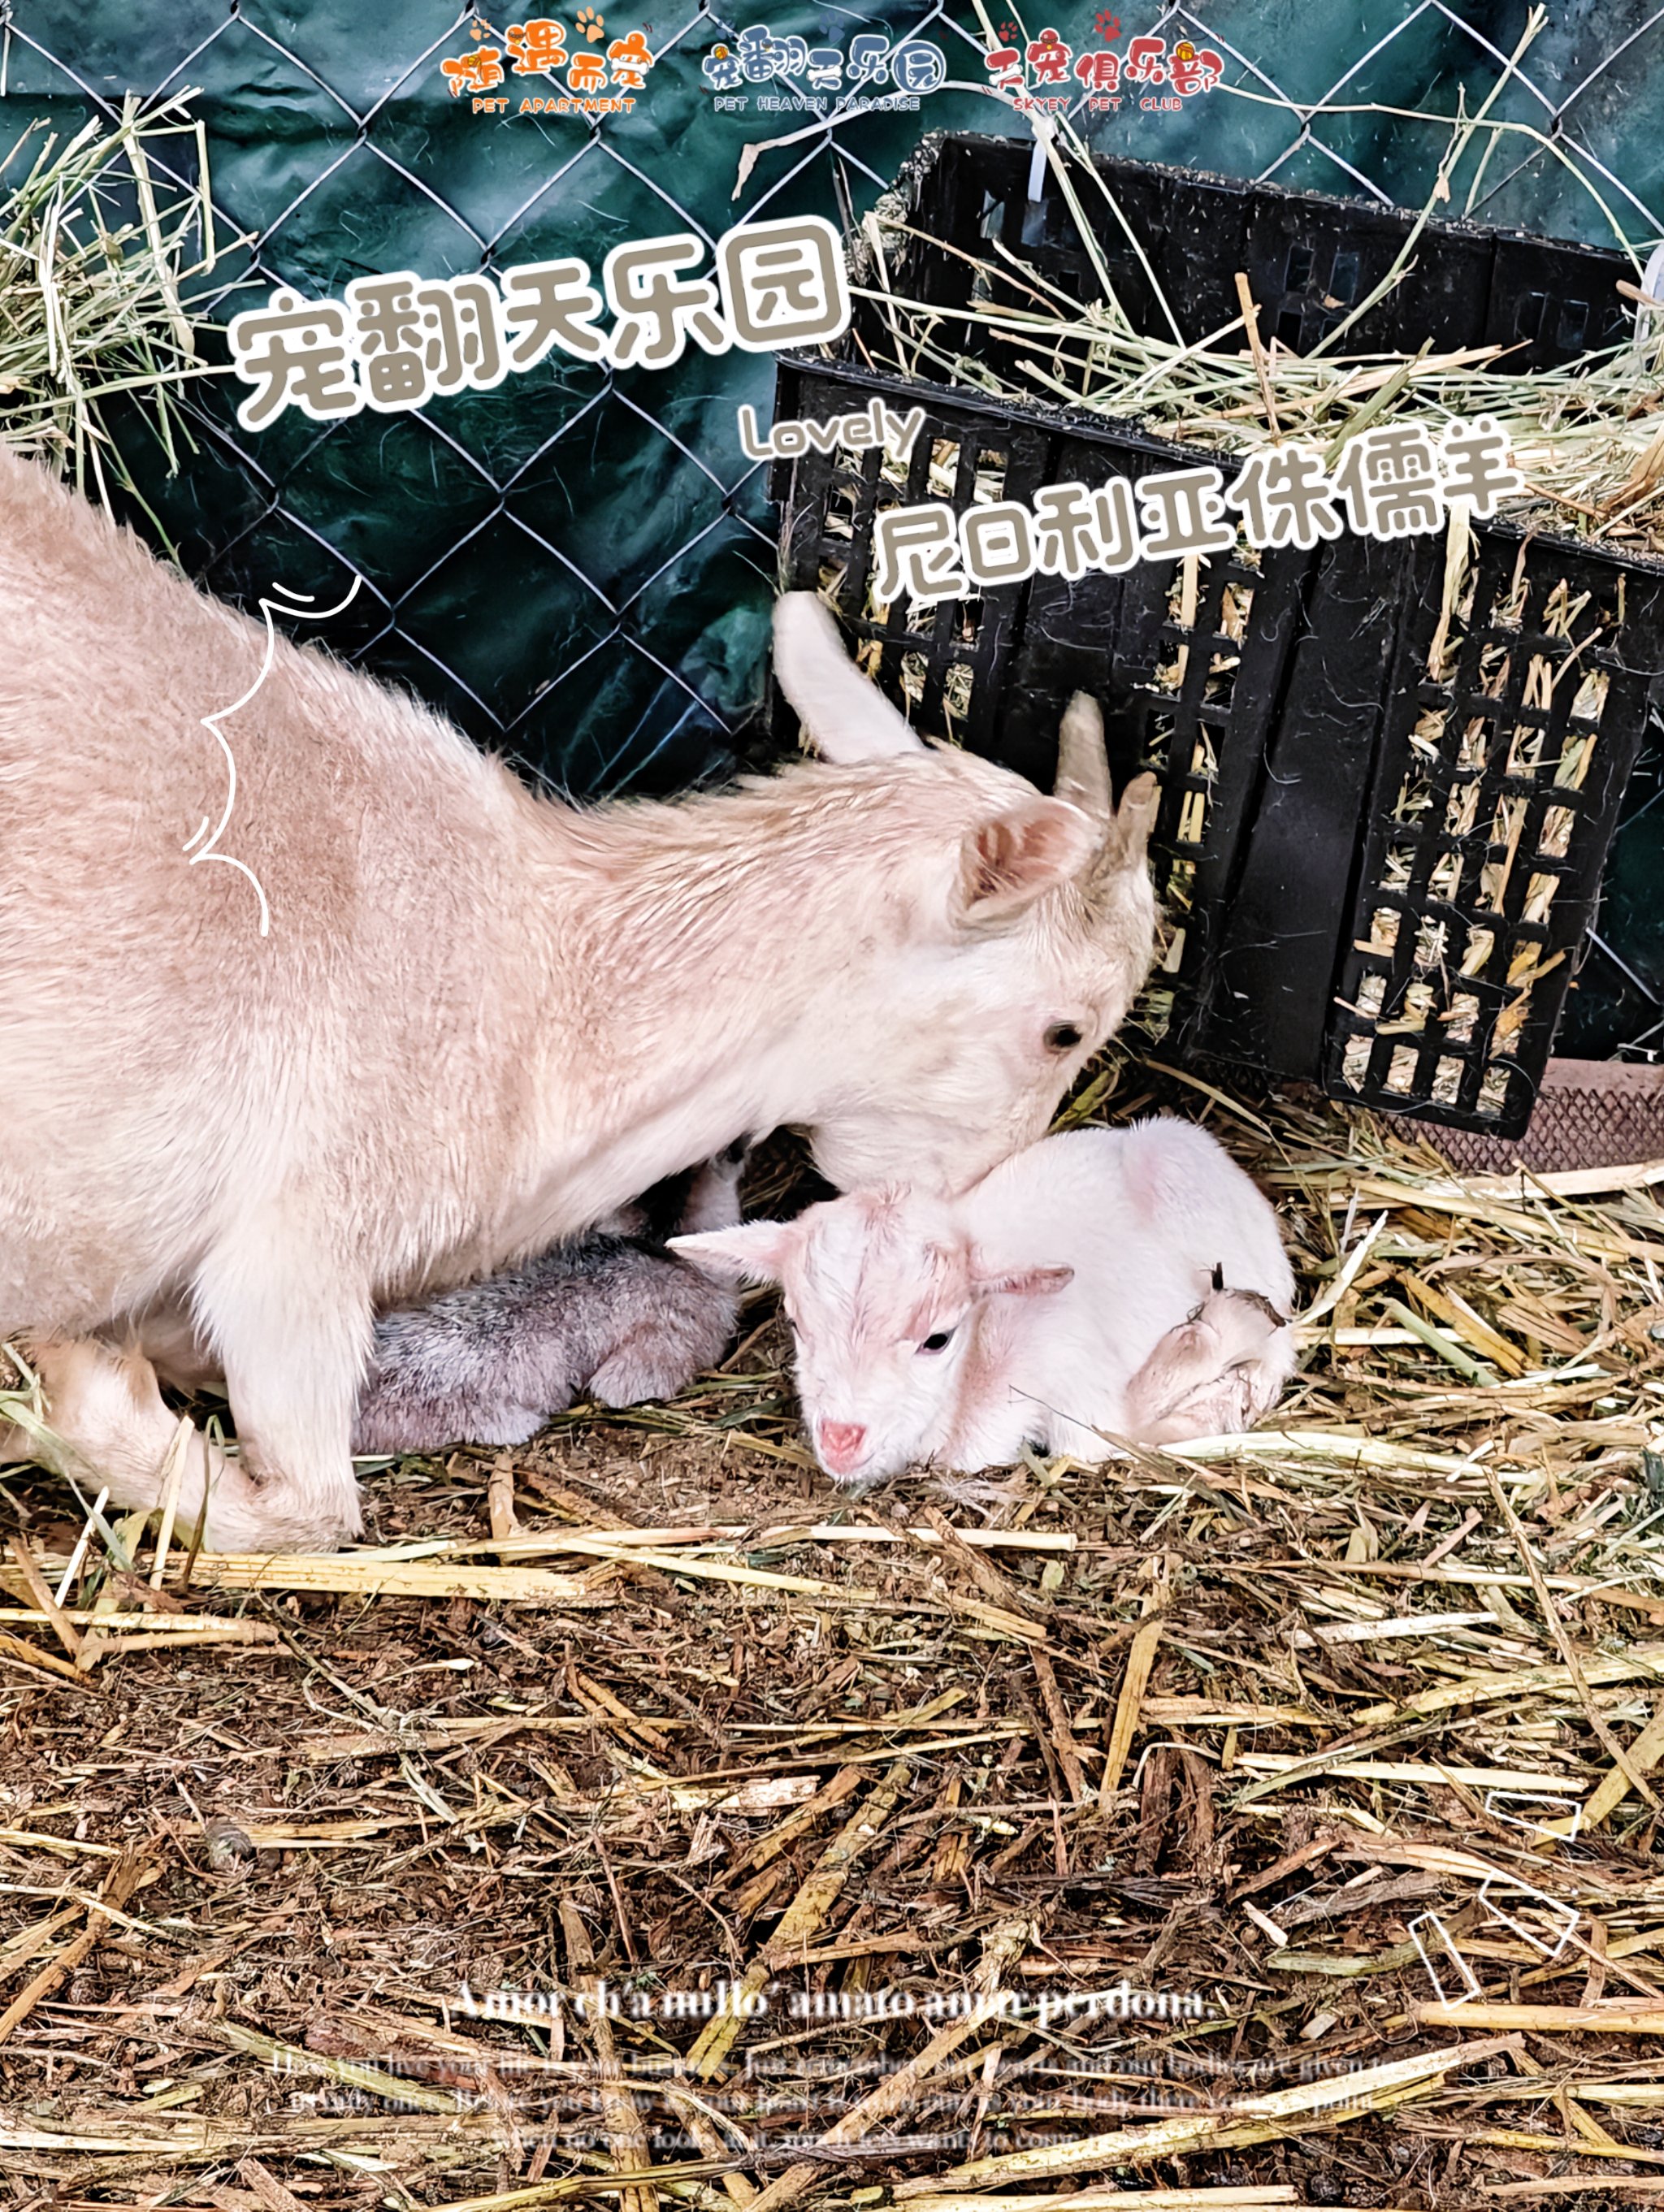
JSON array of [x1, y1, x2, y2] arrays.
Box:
[[191, 1217, 372, 1548], [3, 1335, 311, 1553], [674, 1138, 751, 1235]]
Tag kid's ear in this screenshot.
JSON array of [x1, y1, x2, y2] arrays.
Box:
[[973, 1263, 1075, 1299], [669, 1220, 795, 1287], [958, 798, 1098, 926]]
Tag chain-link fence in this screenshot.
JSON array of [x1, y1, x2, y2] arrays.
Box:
[[5, 0, 1663, 1042], [2, 0, 1004, 797]]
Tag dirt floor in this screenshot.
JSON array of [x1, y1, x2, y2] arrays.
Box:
[[1, 1081, 1662, 2212]]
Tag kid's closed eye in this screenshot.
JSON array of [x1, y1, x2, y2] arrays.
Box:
[[1044, 1022, 1084, 1053], [918, 1329, 955, 1354]]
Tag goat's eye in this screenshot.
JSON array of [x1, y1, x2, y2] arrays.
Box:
[[1044, 1022, 1085, 1054], [918, 1329, 955, 1354]]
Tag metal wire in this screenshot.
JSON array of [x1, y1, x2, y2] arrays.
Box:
[[5, 0, 1663, 1038]]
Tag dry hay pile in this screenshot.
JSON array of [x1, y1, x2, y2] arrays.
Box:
[[0, 96, 219, 502], [0, 1077, 1661, 2212], [852, 12, 1664, 564]]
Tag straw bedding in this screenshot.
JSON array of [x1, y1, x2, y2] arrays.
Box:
[[5, 69, 1664, 2212], [2, 1077, 1662, 2212]]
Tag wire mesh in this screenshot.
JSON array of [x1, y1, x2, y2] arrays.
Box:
[[0, 0, 990, 796], [2, 0, 1662, 1039]]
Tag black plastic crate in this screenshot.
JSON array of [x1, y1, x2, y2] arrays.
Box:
[[770, 357, 1320, 1077], [765, 137, 1664, 1139], [882, 133, 1634, 376], [1329, 532, 1664, 1131]]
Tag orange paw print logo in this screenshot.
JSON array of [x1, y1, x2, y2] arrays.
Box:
[[577, 6, 605, 38]]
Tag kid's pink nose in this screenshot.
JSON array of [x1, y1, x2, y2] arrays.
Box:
[[818, 1419, 868, 1474]]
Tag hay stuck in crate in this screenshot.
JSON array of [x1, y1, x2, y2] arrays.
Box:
[[769, 127, 1664, 1142]]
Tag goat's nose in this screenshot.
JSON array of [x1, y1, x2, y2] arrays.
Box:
[[818, 1419, 868, 1473]]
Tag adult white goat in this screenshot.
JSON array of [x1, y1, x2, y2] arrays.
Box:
[[0, 447, 1156, 1547]]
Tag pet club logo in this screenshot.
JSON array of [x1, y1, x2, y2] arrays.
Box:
[[986, 18, 1224, 112], [440, 14, 656, 117], [700, 27, 949, 113]]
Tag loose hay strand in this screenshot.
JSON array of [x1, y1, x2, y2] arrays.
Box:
[[0, 93, 231, 499]]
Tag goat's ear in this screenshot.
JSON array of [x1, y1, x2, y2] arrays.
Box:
[[958, 797, 1098, 924], [773, 593, 922, 763], [973, 1262, 1075, 1299], [1054, 692, 1112, 828], [1097, 770, 1160, 877], [669, 1221, 794, 1288]]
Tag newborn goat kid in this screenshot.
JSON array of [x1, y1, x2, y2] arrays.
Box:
[[674, 1119, 1295, 1486], [354, 1145, 746, 1454]]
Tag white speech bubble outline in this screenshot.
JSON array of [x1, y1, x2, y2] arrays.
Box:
[[1477, 1874, 1580, 1960], [186, 574, 362, 935], [1484, 1788, 1583, 1843]]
